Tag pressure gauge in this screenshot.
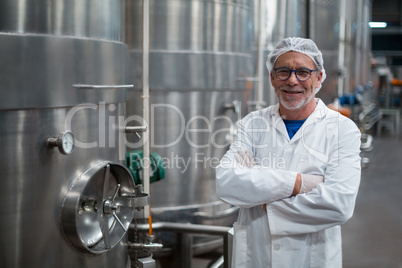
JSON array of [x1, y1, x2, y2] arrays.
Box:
[[48, 130, 75, 155]]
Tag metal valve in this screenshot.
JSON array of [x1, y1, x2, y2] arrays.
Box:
[[224, 100, 241, 114], [60, 161, 150, 254], [125, 125, 147, 139]]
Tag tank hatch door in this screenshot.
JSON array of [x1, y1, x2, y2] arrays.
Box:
[[60, 161, 149, 254]]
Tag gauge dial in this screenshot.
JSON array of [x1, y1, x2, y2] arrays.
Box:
[[60, 131, 75, 155], [48, 130, 75, 155]]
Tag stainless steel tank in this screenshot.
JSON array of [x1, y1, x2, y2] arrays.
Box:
[[309, 0, 372, 103], [125, 0, 254, 255], [338, 0, 372, 95], [307, 0, 341, 104], [261, 0, 371, 105], [0, 1, 135, 267], [261, 0, 308, 106]]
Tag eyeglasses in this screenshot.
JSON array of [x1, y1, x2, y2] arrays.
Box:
[[273, 67, 318, 82]]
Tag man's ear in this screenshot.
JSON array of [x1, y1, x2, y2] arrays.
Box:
[[270, 71, 275, 86], [315, 71, 323, 89]]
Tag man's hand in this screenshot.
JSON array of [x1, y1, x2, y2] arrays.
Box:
[[235, 150, 323, 210], [235, 150, 256, 168], [261, 173, 324, 212], [299, 174, 324, 194]]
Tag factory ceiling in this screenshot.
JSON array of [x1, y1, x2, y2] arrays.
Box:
[[371, 0, 402, 65]]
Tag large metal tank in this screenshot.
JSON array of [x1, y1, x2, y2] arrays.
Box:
[[261, 0, 308, 106], [260, 0, 371, 105], [337, 0, 372, 95], [309, 0, 372, 103], [0, 1, 135, 267], [307, 0, 341, 104], [125, 0, 254, 255]]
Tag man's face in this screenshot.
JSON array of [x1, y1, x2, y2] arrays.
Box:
[[270, 51, 322, 112]]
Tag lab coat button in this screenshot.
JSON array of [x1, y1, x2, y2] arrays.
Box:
[[286, 145, 292, 150], [274, 244, 280, 251]]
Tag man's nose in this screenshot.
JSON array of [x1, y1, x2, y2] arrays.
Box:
[[287, 71, 299, 85]]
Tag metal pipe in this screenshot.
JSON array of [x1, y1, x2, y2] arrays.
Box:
[[209, 256, 224, 268], [142, 0, 150, 218], [130, 222, 231, 268], [308, 0, 316, 41], [72, 84, 134, 89], [131, 222, 230, 236], [256, 0, 266, 105], [355, 0, 363, 87], [125, 126, 148, 133], [338, 0, 346, 97]]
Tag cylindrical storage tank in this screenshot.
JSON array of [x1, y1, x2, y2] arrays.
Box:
[[310, 0, 372, 104], [125, 0, 254, 256], [340, 0, 372, 94], [308, 0, 341, 104], [0, 1, 133, 267], [261, 0, 308, 106]]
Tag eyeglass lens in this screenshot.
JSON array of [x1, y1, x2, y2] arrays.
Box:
[[275, 68, 312, 81]]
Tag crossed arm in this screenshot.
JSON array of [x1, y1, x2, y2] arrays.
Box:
[[234, 149, 323, 197], [216, 116, 361, 235]]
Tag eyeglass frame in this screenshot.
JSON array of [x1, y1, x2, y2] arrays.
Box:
[[273, 67, 318, 82]]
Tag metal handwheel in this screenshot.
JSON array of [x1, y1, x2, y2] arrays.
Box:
[[60, 161, 149, 254]]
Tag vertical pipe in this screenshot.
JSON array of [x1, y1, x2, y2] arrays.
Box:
[[338, 0, 346, 97], [224, 232, 232, 268], [364, 0, 372, 83], [278, 0, 287, 38], [256, 0, 266, 105], [178, 233, 193, 268], [400, 0, 402, 28], [142, 0, 150, 218], [308, 0, 316, 41], [355, 0, 363, 87], [306, 0, 311, 38]]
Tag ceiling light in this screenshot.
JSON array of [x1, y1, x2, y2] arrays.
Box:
[[369, 22, 387, 28]]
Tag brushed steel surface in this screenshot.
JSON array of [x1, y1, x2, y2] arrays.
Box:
[[263, 0, 307, 50], [125, 0, 253, 230], [311, 0, 371, 103], [0, 0, 125, 41], [0, 104, 129, 267], [0, 34, 129, 109], [126, 90, 247, 218], [124, 4, 252, 256], [311, 0, 341, 104], [125, 0, 253, 212], [261, 0, 308, 106], [340, 0, 371, 93], [126, 0, 254, 91], [0, 0, 131, 267]]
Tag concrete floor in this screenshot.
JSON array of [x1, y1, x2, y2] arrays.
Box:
[[342, 131, 402, 268]]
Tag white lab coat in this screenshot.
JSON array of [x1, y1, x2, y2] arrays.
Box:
[[216, 99, 361, 268]]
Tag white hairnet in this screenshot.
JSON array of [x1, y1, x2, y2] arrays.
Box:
[[266, 37, 327, 93]]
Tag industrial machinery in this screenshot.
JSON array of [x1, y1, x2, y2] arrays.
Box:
[[0, 1, 152, 267], [123, 0, 373, 265], [125, 0, 254, 263], [0, 1, 373, 267], [311, 0, 371, 104]]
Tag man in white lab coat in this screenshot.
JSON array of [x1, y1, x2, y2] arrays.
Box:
[[216, 37, 361, 267]]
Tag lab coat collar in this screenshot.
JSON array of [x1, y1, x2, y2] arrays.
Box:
[[271, 98, 329, 143]]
